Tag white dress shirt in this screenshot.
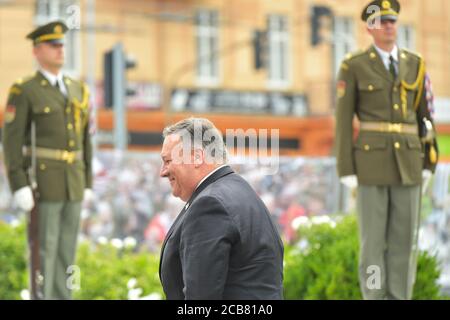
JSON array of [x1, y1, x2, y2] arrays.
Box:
[[183, 164, 228, 211], [373, 44, 399, 74], [40, 68, 67, 96], [195, 164, 228, 191]]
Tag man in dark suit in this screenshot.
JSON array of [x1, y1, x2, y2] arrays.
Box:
[[159, 117, 284, 300]]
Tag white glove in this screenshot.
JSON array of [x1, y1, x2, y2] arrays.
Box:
[[422, 169, 432, 194], [13, 186, 34, 211], [83, 189, 94, 202], [340, 175, 358, 189]]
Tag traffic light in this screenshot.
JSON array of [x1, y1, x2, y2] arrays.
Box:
[[311, 6, 333, 46], [103, 43, 137, 151], [252, 30, 268, 70], [103, 42, 137, 108]]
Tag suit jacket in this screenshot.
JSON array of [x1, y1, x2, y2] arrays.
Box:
[[335, 45, 438, 186], [159, 166, 284, 300], [2, 71, 92, 201]]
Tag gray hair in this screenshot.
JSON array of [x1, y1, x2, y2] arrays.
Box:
[[163, 117, 228, 163]]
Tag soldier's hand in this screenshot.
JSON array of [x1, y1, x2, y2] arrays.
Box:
[[340, 175, 358, 189], [13, 186, 34, 211]]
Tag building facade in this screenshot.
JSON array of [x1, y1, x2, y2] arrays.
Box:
[[0, 0, 449, 154]]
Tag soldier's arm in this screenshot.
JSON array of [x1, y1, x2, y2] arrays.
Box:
[[2, 84, 31, 192], [416, 69, 438, 173], [335, 60, 357, 177]]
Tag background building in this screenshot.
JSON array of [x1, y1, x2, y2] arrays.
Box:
[[0, 0, 449, 155]]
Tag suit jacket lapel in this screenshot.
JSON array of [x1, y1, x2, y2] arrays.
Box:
[[158, 165, 234, 280], [368, 46, 392, 83], [184, 166, 234, 209]]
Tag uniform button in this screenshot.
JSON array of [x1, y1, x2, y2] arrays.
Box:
[[393, 104, 400, 110], [368, 85, 374, 91], [394, 142, 400, 149], [393, 87, 398, 92], [364, 145, 370, 151], [69, 140, 75, 147], [66, 107, 71, 114], [67, 123, 73, 130], [41, 80, 47, 86], [40, 164, 46, 170], [44, 107, 50, 113]]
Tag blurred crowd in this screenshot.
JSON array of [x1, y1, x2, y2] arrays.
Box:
[[0, 150, 341, 248], [1, 149, 449, 288], [79, 152, 341, 250], [419, 164, 450, 290]]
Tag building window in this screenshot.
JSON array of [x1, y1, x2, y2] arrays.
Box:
[[34, 0, 81, 76], [333, 17, 355, 77], [397, 25, 415, 50], [195, 9, 219, 85], [267, 15, 290, 88]]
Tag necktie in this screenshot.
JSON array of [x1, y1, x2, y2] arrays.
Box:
[[55, 80, 60, 90], [389, 55, 397, 79]]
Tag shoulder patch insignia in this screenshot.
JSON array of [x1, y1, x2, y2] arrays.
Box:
[[424, 73, 435, 119], [337, 80, 346, 98], [4, 105, 16, 123]]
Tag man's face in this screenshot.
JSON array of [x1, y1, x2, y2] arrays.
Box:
[[33, 42, 65, 70], [160, 134, 197, 202], [368, 19, 397, 45]]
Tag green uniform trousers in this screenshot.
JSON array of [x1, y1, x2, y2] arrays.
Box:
[[356, 185, 421, 300], [37, 201, 81, 300]]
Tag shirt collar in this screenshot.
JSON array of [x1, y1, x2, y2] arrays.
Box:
[[374, 44, 399, 63], [195, 164, 228, 191], [39, 68, 64, 86]]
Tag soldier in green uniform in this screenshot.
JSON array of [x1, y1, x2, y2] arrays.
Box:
[[335, 0, 438, 299], [2, 21, 93, 299]]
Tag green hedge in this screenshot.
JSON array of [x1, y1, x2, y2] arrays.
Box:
[[0, 216, 445, 300], [0, 221, 28, 300], [73, 241, 164, 300], [437, 135, 450, 157], [0, 220, 164, 300], [283, 215, 444, 300]]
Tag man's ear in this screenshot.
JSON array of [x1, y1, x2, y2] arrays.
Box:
[[32, 44, 41, 58]]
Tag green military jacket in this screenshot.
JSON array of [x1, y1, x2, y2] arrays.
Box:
[[2, 71, 92, 201], [335, 45, 438, 186]]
